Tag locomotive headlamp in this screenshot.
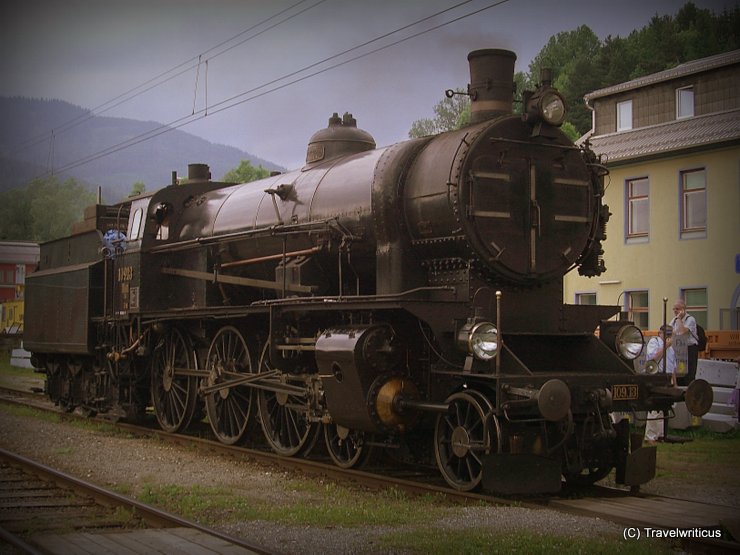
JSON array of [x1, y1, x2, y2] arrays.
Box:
[[458, 321, 499, 361], [600, 321, 644, 360], [615, 325, 644, 360], [524, 88, 567, 127], [540, 91, 566, 126]]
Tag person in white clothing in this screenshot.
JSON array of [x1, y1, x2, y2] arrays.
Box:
[[671, 299, 698, 386], [644, 325, 676, 444]]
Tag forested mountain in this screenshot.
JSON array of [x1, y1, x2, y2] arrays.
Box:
[[0, 97, 283, 202]]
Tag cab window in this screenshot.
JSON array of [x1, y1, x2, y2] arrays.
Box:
[[129, 208, 143, 240]]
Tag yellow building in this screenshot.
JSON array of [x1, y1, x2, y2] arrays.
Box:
[[564, 50, 740, 330]]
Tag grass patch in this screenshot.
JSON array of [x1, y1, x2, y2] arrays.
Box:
[[112, 483, 134, 496], [0, 349, 44, 390], [110, 505, 140, 526], [54, 446, 75, 456], [137, 482, 448, 528], [266, 486, 447, 527], [0, 402, 63, 423], [138, 484, 251, 524], [0, 402, 138, 439], [655, 431, 740, 481]]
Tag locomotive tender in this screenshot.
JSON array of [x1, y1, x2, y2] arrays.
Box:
[[25, 49, 712, 493]]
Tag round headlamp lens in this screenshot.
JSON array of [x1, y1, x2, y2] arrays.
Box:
[[616, 325, 644, 360], [470, 322, 499, 361], [540, 92, 566, 126]]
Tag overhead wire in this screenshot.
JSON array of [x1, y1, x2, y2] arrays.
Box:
[[38, 0, 512, 178], [207, 0, 512, 116], [10, 0, 325, 157]]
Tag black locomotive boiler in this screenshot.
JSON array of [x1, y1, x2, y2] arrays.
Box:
[[24, 49, 712, 494]]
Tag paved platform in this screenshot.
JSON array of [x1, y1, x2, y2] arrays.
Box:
[[31, 527, 263, 554]]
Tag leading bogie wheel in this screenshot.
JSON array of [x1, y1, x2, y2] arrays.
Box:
[[434, 389, 494, 491], [204, 326, 255, 444], [324, 423, 372, 469], [564, 464, 614, 487], [151, 327, 199, 433]]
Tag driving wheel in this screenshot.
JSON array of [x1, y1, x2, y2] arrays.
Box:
[[151, 327, 198, 433], [257, 342, 318, 456], [204, 326, 255, 444]]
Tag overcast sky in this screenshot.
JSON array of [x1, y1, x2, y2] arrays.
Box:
[[2, 0, 734, 170]]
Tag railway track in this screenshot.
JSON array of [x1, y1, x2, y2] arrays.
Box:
[[0, 446, 269, 554], [2, 385, 739, 552]]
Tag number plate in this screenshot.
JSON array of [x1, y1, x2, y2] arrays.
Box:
[[612, 384, 639, 401]]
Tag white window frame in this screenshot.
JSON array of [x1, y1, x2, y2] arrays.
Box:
[[617, 100, 632, 131], [626, 177, 649, 241], [676, 86, 694, 119], [626, 290, 649, 329], [680, 168, 707, 238], [575, 292, 597, 305], [681, 287, 708, 328]]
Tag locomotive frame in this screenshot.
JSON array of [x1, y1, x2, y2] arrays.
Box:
[[24, 49, 712, 494]]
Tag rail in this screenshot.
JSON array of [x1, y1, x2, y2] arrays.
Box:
[[0, 445, 271, 554]]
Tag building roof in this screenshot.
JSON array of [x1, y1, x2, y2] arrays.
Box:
[[0, 241, 40, 265], [586, 109, 740, 164], [585, 49, 740, 103]]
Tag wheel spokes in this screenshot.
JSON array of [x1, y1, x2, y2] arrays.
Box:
[[151, 328, 198, 433], [434, 390, 492, 491], [324, 424, 370, 469], [204, 326, 254, 444], [257, 341, 316, 456], [259, 389, 315, 456]]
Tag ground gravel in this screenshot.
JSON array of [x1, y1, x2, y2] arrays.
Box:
[[0, 407, 631, 554]]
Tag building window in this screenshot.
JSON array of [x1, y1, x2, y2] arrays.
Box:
[[627, 290, 649, 329], [681, 288, 708, 329], [719, 307, 739, 330], [680, 169, 707, 237], [617, 100, 632, 131], [576, 292, 597, 305], [676, 86, 694, 119], [626, 177, 649, 240]]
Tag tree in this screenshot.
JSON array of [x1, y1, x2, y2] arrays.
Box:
[[0, 176, 95, 242], [593, 35, 635, 88], [409, 90, 470, 138], [528, 25, 602, 135], [560, 122, 580, 143], [129, 181, 146, 197], [222, 160, 270, 184]]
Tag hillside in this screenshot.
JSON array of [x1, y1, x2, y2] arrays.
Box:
[[0, 97, 284, 202]]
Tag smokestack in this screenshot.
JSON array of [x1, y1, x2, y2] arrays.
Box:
[[467, 49, 516, 124], [188, 163, 211, 182]]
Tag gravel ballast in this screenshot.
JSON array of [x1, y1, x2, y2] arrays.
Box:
[[1, 403, 737, 554]]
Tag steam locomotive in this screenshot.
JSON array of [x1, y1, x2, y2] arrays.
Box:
[[24, 49, 712, 494]]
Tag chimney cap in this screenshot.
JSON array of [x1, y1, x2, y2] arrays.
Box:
[[467, 48, 516, 62]]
